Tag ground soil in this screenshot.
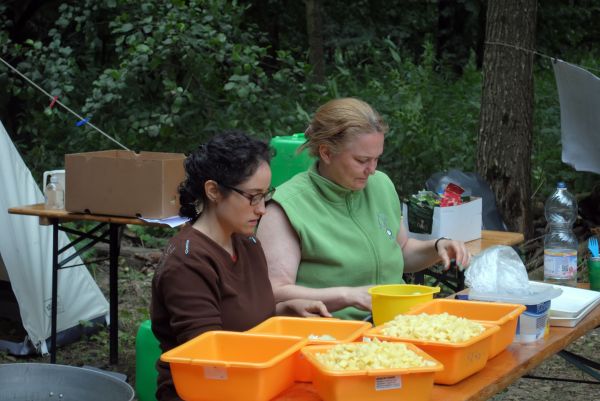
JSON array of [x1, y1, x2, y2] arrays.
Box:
[[1, 243, 600, 401]]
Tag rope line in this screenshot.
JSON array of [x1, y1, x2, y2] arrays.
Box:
[[1, 40, 599, 148], [485, 41, 600, 74], [0, 56, 130, 151]]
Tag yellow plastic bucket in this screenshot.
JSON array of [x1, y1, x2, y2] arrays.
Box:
[[368, 284, 441, 326]]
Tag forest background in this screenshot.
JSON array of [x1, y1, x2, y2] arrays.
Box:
[[2, 0, 600, 207]]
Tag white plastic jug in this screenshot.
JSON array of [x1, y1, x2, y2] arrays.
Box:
[[43, 169, 66, 194]]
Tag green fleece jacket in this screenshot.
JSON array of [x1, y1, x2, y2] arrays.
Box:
[[273, 163, 404, 320]]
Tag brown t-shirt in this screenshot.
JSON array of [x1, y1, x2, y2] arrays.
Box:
[[150, 225, 275, 401]]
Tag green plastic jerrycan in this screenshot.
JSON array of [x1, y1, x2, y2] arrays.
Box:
[[135, 320, 161, 401], [269, 133, 315, 188]]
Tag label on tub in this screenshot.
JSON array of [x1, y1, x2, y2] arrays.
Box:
[[515, 305, 550, 343], [467, 351, 483, 363], [203, 366, 228, 380], [375, 375, 402, 391]]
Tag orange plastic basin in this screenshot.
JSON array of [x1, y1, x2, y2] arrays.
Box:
[[301, 343, 443, 401], [407, 299, 525, 358], [365, 322, 500, 385], [160, 331, 307, 401], [248, 316, 372, 382]]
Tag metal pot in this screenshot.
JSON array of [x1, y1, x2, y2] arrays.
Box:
[[0, 363, 135, 401]]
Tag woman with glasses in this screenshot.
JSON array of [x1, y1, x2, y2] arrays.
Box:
[[151, 131, 330, 401], [256, 98, 471, 321]]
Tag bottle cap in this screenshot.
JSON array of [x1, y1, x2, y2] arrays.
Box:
[[50, 175, 58, 183], [557, 181, 566, 189]]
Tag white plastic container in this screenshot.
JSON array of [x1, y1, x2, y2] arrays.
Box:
[[547, 284, 600, 327], [401, 198, 482, 242], [43, 169, 66, 193], [468, 281, 562, 343], [44, 174, 64, 209]]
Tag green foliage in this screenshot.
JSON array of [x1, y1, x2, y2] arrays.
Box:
[[537, 1, 600, 60], [1, 0, 599, 202], [128, 225, 175, 249], [317, 38, 481, 195], [1, 0, 321, 184]]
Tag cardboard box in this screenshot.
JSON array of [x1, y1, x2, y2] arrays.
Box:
[[402, 197, 482, 242], [65, 150, 185, 218]]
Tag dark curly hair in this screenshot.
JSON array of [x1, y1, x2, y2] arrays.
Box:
[[178, 131, 271, 221]]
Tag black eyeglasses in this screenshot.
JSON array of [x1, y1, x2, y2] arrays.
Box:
[[219, 184, 276, 206]]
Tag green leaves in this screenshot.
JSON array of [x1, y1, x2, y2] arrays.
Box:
[[119, 22, 134, 33], [3, 0, 593, 201]]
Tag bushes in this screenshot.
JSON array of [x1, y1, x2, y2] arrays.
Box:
[[1, 0, 320, 183], [1, 0, 598, 200], [315, 39, 481, 195]]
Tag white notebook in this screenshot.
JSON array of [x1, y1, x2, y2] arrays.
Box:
[[538, 283, 600, 327], [548, 284, 600, 318]]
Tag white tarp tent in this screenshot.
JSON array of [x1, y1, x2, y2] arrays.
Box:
[[553, 59, 600, 174], [0, 120, 108, 354]]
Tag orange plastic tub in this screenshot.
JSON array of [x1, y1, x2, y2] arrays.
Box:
[[301, 343, 443, 401], [407, 299, 526, 358], [247, 316, 372, 382], [160, 331, 307, 401], [365, 322, 499, 385]]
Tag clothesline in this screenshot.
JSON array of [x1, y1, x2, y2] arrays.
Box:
[[1, 41, 599, 152], [0, 56, 130, 151], [485, 41, 600, 74]]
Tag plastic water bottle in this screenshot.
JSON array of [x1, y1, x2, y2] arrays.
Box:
[[543, 182, 578, 286], [45, 174, 64, 209]]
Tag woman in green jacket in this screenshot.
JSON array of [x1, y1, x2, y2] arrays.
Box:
[[256, 98, 471, 320]]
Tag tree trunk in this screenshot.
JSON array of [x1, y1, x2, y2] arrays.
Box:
[[305, 0, 325, 83], [477, 0, 537, 238]]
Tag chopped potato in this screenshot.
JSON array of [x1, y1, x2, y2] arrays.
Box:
[[381, 313, 485, 343], [314, 339, 436, 371], [308, 334, 337, 341]]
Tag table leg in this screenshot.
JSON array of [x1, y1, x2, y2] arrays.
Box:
[[50, 219, 59, 364], [109, 223, 121, 365], [559, 350, 600, 382], [406, 264, 465, 293]]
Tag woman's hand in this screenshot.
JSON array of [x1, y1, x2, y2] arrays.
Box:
[[276, 299, 332, 318], [344, 285, 373, 311], [435, 238, 471, 270]]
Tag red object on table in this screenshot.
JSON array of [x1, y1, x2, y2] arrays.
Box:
[[440, 182, 465, 207]]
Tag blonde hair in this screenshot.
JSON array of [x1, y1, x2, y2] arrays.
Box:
[[299, 98, 388, 157]]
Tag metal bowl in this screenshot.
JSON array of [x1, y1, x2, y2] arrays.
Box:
[[0, 363, 135, 401]]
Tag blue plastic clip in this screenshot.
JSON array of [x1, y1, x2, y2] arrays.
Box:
[[76, 117, 90, 127]]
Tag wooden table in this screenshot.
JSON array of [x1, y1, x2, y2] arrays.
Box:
[[273, 284, 600, 401], [8, 203, 164, 364], [5, 205, 523, 366], [465, 230, 524, 255]]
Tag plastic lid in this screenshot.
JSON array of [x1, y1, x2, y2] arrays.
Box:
[[469, 281, 563, 305], [557, 181, 566, 189]]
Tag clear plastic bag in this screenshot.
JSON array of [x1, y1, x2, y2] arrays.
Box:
[[465, 245, 530, 295]]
